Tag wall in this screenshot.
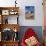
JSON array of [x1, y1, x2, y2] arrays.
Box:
[[43, 0, 46, 46], [0, 0, 44, 26], [44, 0, 46, 27], [18, 0, 44, 26], [44, 16, 46, 26]]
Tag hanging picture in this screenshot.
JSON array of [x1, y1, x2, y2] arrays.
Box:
[[25, 6, 35, 19]]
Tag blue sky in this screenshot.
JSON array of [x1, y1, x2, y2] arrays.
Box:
[[25, 6, 34, 13]]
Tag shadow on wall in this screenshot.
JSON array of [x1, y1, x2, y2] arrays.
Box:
[[18, 26, 43, 44]]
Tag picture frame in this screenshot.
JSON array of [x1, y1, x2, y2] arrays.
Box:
[[9, 10, 18, 15], [25, 6, 35, 19], [2, 10, 9, 15]]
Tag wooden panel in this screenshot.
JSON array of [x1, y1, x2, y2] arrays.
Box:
[[2, 41, 18, 46], [0, 24, 20, 32], [0, 7, 19, 10], [0, 41, 19, 46], [0, 41, 2, 46], [44, 29, 46, 46], [43, 0, 46, 26]]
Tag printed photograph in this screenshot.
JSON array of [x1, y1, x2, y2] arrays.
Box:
[[25, 6, 35, 19]]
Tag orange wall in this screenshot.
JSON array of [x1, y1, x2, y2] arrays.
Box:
[[44, 15, 46, 30], [44, 16, 46, 26]]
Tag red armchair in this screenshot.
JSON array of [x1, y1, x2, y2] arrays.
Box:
[[21, 28, 41, 46]]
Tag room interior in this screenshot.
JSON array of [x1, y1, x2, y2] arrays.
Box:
[[0, 0, 45, 46]]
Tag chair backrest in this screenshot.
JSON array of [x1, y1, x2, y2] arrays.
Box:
[[21, 28, 37, 46], [23, 28, 36, 41]]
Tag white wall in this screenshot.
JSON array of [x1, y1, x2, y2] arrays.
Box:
[[17, 0, 44, 26], [0, 0, 43, 26]]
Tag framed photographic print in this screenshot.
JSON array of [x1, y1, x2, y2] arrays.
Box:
[[9, 10, 18, 15], [25, 6, 35, 19], [2, 10, 9, 15]]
